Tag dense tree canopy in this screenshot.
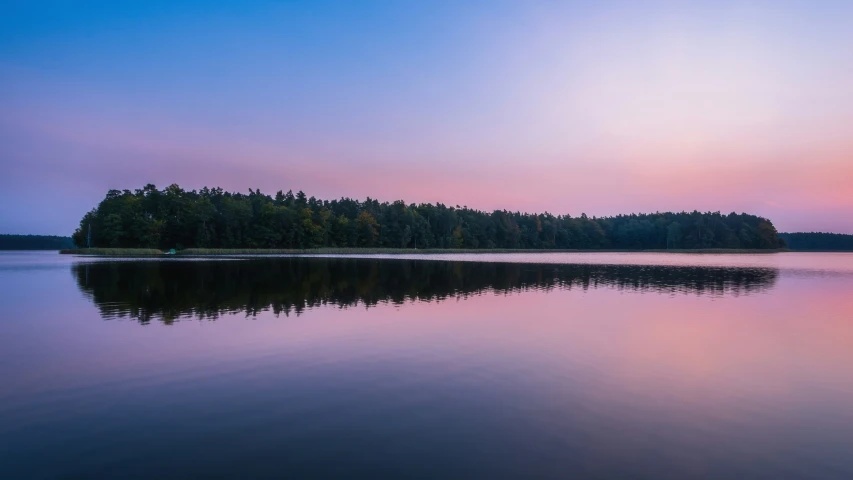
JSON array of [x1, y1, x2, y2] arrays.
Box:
[[73, 184, 785, 250], [779, 232, 853, 251], [0, 234, 74, 250]]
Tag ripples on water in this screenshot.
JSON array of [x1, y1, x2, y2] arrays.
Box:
[[1, 252, 853, 479]]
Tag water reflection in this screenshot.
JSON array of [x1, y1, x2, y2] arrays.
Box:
[[72, 258, 778, 323]]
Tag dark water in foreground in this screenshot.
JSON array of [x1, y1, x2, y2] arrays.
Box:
[[1, 252, 853, 479]]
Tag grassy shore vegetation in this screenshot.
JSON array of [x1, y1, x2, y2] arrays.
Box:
[[178, 248, 567, 255], [60, 247, 789, 256], [60, 248, 164, 255], [178, 248, 788, 255], [72, 184, 786, 251]]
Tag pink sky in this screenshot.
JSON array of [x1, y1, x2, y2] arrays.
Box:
[[1, 1, 852, 234]]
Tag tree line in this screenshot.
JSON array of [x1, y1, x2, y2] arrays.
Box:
[[779, 232, 853, 251], [72, 184, 785, 250], [0, 234, 75, 250]]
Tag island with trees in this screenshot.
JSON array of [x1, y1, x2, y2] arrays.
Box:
[[66, 184, 786, 253]]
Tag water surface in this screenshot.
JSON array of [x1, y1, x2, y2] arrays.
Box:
[[1, 251, 852, 479]]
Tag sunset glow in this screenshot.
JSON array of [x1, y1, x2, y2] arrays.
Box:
[[2, 1, 852, 234]]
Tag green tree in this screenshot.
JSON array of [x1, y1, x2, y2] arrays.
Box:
[[71, 184, 786, 251]]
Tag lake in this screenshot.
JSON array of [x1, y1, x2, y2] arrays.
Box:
[[1, 251, 853, 479]]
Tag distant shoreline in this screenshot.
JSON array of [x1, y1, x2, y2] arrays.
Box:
[[59, 247, 793, 256]]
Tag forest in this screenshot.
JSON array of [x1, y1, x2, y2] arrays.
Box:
[[779, 232, 853, 251], [0, 234, 75, 250], [72, 184, 785, 250]]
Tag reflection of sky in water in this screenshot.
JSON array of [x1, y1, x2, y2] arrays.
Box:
[[1, 252, 853, 478], [301, 251, 853, 272]]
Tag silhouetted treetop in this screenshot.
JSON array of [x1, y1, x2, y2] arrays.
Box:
[[779, 232, 853, 251], [1, 234, 74, 250]]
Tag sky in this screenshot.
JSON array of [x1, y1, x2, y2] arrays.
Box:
[[1, 0, 852, 235]]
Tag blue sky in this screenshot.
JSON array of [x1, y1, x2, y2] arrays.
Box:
[[2, 1, 853, 234]]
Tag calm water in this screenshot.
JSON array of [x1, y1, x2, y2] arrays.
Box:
[[1, 252, 853, 479]]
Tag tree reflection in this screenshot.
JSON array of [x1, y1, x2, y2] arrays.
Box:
[[72, 258, 778, 324]]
